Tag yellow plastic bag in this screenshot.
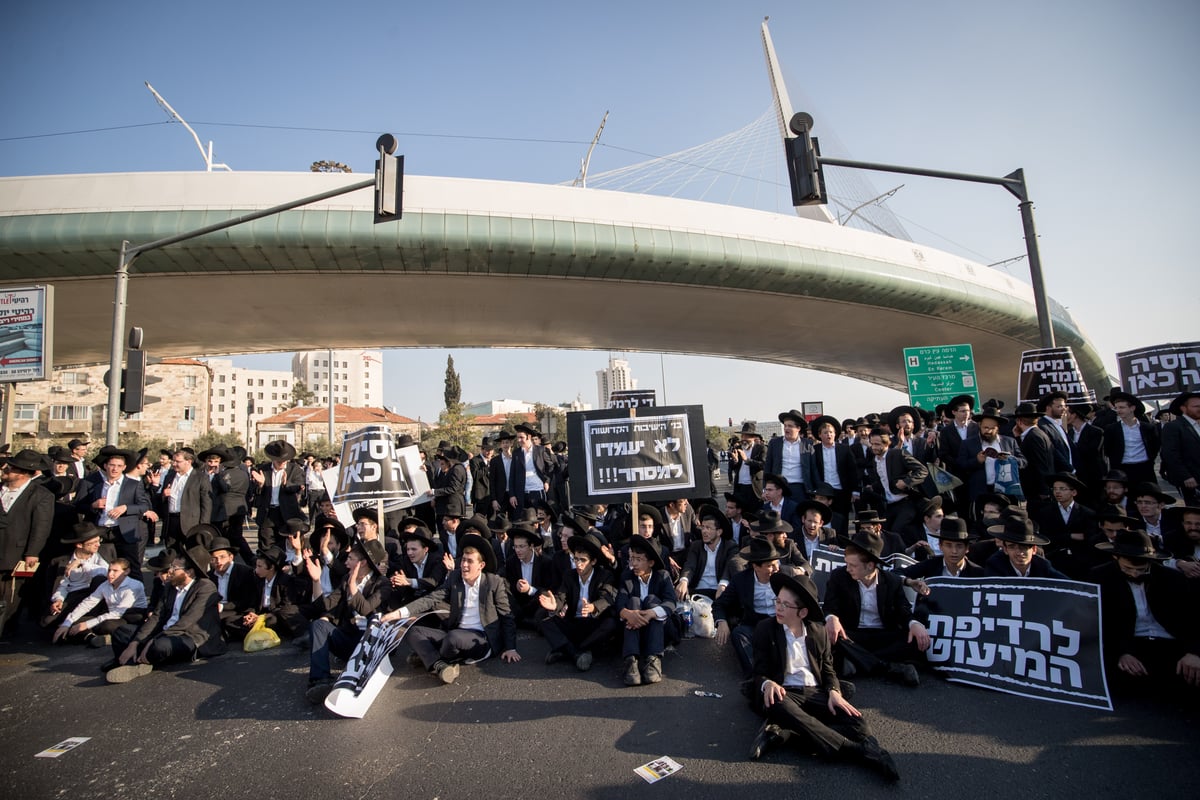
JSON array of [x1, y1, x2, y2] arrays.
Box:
[[244, 614, 282, 652]]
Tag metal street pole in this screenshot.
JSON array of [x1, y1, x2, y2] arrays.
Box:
[[103, 176, 375, 444], [817, 154, 1056, 348]]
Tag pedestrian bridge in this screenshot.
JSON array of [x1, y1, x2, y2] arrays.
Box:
[[0, 171, 1108, 400]]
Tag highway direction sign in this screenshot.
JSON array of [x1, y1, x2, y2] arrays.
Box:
[[903, 343, 980, 409]]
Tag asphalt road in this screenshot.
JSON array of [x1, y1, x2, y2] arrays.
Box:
[[1, 614, 1197, 800]]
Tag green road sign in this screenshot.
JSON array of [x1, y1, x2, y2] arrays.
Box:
[[903, 344, 980, 410]]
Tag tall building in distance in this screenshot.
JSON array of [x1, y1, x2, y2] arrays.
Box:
[[291, 349, 383, 408], [205, 359, 293, 443], [596, 354, 636, 408]]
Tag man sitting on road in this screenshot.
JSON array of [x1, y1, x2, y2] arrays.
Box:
[[52, 558, 147, 647]]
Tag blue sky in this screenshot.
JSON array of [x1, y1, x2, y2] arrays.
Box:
[[3, 1, 1197, 423]]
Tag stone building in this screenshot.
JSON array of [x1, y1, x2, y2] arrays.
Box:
[[254, 404, 420, 451]]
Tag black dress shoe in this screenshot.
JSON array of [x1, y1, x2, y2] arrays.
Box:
[[860, 738, 901, 782], [98, 659, 120, 672], [838, 680, 856, 701], [749, 721, 787, 760], [886, 662, 920, 687]]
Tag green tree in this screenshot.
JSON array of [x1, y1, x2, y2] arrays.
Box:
[[290, 380, 317, 408], [444, 355, 461, 411], [532, 403, 567, 442], [502, 411, 530, 432]]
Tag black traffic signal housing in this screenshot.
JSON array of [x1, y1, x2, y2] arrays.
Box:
[[374, 134, 404, 223], [784, 113, 826, 206], [120, 349, 162, 414]]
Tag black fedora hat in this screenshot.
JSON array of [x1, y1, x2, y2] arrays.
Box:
[[847, 531, 886, 563], [777, 409, 809, 430], [1131, 482, 1176, 505], [184, 523, 222, 551], [196, 445, 235, 464], [987, 516, 1049, 546], [571, 505, 603, 523], [853, 510, 885, 527], [487, 514, 514, 535], [809, 483, 837, 500], [626, 535, 668, 572], [395, 434, 417, 449], [66, 438, 90, 450], [1094, 510, 1141, 527], [738, 421, 762, 439], [770, 572, 823, 619], [352, 538, 389, 576], [809, 415, 841, 437], [1100, 469, 1130, 486], [351, 506, 379, 525], [146, 548, 180, 572], [947, 394, 976, 411], [2, 448, 50, 473], [62, 521, 105, 545], [888, 405, 922, 431], [46, 445, 76, 465], [508, 524, 543, 548], [457, 532, 499, 573], [751, 510, 793, 535], [696, 505, 734, 540], [1048, 472, 1088, 493], [1107, 391, 1146, 415], [257, 545, 286, 569], [739, 537, 785, 564], [206, 537, 237, 555], [762, 473, 792, 497], [1036, 390, 1068, 412], [975, 492, 1013, 511], [494, 430, 515, 442], [400, 525, 438, 550], [181, 543, 212, 576], [533, 499, 558, 524], [974, 408, 1006, 425], [1094, 529, 1170, 561], [633, 503, 665, 534], [312, 516, 349, 550], [935, 516, 972, 542], [1011, 402, 1040, 419], [514, 423, 541, 438], [1169, 389, 1200, 415], [566, 532, 607, 566], [795, 499, 832, 523], [91, 446, 134, 468], [263, 440, 297, 461]]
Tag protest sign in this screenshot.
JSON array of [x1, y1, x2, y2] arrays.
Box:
[[1017, 347, 1094, 404], [809, 546, 916, 602], [608, 389, 656, 409], [566, 405, 707, 504], [333, 426, 430, 512], [922, 577, 1111, 710], [1116, 342, 1200, 401]]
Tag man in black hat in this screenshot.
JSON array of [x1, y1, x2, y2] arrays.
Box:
[[103, 543, 226, 683], [428, 446, 469, 520], [53, 557, 148, 646], [823, 532, 927, 687], [729, 422, 766, 509], [862, 428, 927, 536], [809, 417, 859, 539], [304, 539, 391, 702], [1064, 403, 1106, 504], [383, 531, 520, 685], [1130, 482, 1177, 546], [251, 440, 306, 551], [66, 439, 93, 482], [159, 450, 212, 549], [1092, 529, 1200, 694], [1035, 391, 1075, 474], [487, 430, 516, 517], [390, 524, 446, 608], [1103, 391, 1160, 487], [714, 537, 794, 678], [1163, 505, 1200, 578], [1099, 468, 1132, 515], [41, 521, 109, 630], [759, 474, 801, 535], [507, 424, 552, 513], [1, 449, 54, 632], [676, 505, 735, 602], [200, 446, 253, 564], [1034, 473, 1097, 579], [792, 499, 840, 563], [1161, 390, 1200, 506], [748, 570, 900, 781], [1011, 403, 1057, 517], [724, 493, 754, 545], [207, 535, 257, 640], [74, 448, 151, 580], [958, 409, 1026, 506], [888, 406, 932, 463], [766, 410, 814, 502], [938, 395, 978, 474], [504, 520, 555, 627], [539, 532, 617, 672], [982, 516, 1067, 578], [616, 536, 677, 686], [237, 545, 306, 640], [901, 516, 983, 588]]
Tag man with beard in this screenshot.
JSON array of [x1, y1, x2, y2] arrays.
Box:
[[1036, 391, 1074, 474], [675, 506, 736, 601], [957, 408, 1025, 506], [102, 543, 225, 683], [1011, 403, 1057, 517], [863, 429, 927, 536], [1163, 506, 1200, 578]]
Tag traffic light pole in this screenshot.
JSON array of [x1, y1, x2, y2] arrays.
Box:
[[104, 176, 375, 444], [816, 155, 1056, 349]]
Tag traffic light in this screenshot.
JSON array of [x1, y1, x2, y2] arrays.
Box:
[[784, 113, 826, 206], [120, 349, 162, 414], [374, 134, 404, 223]]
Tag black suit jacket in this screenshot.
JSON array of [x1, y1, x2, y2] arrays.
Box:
[[863, 449, 927, 501], [210, 562, 257, 615], [1037, 417, 1074, 474], [957, 434, 1027, 502], [1016, 426, 1056, 501], [810, 443, 861, 495], [938, 422, 979, 474], [679, 538, 735, 589], [751, 617, 841, 700], [982, 551, 1067, 579], [211, 465, 249, 521], [764, 437, 815, 492], [74, 475, 151, 543], [405, 570, 517, 655], [504, 551, 557, 599], [713, 565, 794, 626], [729, 442, 766, 498], [254, 462, 306, 525], [134, 577, 226, 658], [0, 481, 54, 569], [1161, 416, 1200, 489], [508, 445, 551, 507], [1103, 419, 1161, 468], [161, 469, 212, 533], [1034, 503, 1097, 555], [547, 565, 617, 620], [468, 454, 491, 505], [614, 568, 678, 615], [822, 567, 913, 631], [1093, 561, 1199, 660], [1070, 423, 1108, 496]]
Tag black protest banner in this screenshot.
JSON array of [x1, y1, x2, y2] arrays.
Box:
[[333, 425, 427, 509], [567, 405, 707, 504], [1117, 342, 1200, 401], [1017, 347, 1095, 404], [922, 577, 1111, 711], [809, 547, 916, 602], [608, 389, 657, 409]]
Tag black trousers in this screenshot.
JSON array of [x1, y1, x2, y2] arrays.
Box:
[[407, 625, 491, 669], [835, 628, 921, 675], [112, 623, 196, 666], [753, 686, 871, 758], [540, 614, 618, 656]]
